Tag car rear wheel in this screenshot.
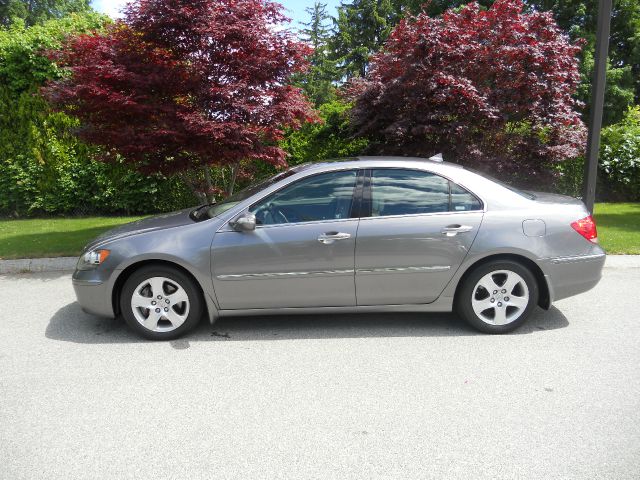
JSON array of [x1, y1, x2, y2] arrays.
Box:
[[456, 260, 539, 334], [120, 265, 203, 340]]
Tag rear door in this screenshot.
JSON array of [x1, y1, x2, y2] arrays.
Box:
[[355, 168, 483, 305]]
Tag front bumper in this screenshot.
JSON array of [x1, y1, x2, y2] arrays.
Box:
[[542, 252, 606, 303], [72, 270, 115, 318]]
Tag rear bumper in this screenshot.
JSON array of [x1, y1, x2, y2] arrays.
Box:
[[542, 252, 606, 303], [72, 276, 115, 318]]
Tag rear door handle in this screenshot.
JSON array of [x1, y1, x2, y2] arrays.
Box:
[[441, 224, 473, 236], [318, 232, 351, 244]]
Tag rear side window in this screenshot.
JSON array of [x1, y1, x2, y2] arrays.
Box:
[[371, 169, 450, 216], [370, 169, 482, 217]]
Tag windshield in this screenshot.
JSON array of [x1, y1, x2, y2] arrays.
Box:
[[204, 166, 303, 219], [467, 168, 536, 200]]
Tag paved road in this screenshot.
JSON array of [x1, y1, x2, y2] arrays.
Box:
[[1, 264, 639, 480]]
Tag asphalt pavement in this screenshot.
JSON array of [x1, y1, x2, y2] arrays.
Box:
[[1, 263, 639, 479]]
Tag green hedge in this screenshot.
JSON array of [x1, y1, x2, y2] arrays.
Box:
[[0, 86, 196, 217], [554, 106, 640, 201], [599, 106, 640, 201]]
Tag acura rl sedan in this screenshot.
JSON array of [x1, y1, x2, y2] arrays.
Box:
[[73, 156, 605, 339]]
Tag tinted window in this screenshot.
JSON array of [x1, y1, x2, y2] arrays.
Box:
[[205, 167, 303, 218], [450, 182, 482, 211], [371, 169, 449, 216], [249, 170, 357, 225]]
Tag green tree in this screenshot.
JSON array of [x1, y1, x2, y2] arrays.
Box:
[[0, 0, 91, 27], [298, 1, 337, 106], [391, 0, 493, 16], [533, 0, 639, 126], [0, 13, 104, 215], [391, 0, 639, 126], [0, 11, 104, 93], [282, 100, 368, 164], [330, 0, 395, 79], [0, 12, 196, 216]]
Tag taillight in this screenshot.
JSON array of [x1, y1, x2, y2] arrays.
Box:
[[571, 215, 598, 243]]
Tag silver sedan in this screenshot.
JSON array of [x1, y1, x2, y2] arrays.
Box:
[[73, 156, 605, 339]]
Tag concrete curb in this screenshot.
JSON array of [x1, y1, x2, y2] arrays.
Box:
[[0, 253, 638, 275], [0, 256, 77, 274]]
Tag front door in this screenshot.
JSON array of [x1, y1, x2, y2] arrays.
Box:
[[211, 169, 360, 310], [355, 168, 484, 305]]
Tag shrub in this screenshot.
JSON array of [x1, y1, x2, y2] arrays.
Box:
[[0, 86, 196, 217], [599, 106, 640, 201], [553, 106, 640, 201]]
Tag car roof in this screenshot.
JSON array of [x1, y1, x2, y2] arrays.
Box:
[[294, 156, 463, 175]]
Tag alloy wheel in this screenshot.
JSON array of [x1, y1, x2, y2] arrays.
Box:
[[130, 276, 190, 332], [471, 269, 529, 326]]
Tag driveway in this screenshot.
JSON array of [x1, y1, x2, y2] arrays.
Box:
[[1, 262, 639, 479]]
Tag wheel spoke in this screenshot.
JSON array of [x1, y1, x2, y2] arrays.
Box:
[[165, 308, 187, 328], [478, 274, 500, 294], [508, 295, 528, 309], [131, 292, 151, 309], [472, 297, 494, 313], [143, 311, 161, 330], [493, 306, 508, 325], [148, 277, 165, 298], [502, 273, 520, 294], [166, 286, 188, 305]]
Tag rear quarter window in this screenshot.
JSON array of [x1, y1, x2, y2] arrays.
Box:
[[450, 182, 483, 211]]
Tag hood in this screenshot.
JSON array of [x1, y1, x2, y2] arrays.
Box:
[[84, 207, 196, 251], [529, 191, 585, 206]]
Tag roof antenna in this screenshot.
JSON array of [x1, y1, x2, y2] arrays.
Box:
[[428, 153, 443, 162]]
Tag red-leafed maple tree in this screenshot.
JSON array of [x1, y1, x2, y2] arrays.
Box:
[[348, 0, 586, 183], [44, 0, 316, 199]]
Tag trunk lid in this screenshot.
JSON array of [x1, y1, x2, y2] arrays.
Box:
[[529, 191, 585, 207]]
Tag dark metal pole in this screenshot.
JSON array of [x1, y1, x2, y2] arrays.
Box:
[[582, 0, 612, 213]]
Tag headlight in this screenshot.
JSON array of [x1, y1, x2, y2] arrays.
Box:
[[76, 249, 110, 270]]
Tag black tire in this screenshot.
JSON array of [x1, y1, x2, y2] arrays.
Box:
[[456, 260, 539, 334], [120, 265, 203, 340]]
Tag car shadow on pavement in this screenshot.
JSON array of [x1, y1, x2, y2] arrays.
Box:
[[46, 302, 569, 344]]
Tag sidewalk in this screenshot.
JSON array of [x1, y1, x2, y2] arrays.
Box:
[[1, 254, 638, 275]]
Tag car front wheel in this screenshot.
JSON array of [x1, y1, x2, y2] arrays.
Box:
[[121, 265, 203, 340], [456, 260, 539, 334]]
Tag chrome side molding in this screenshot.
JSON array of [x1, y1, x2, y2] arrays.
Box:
[[217, 269, 355, 280], [356, 265, 451, 275]]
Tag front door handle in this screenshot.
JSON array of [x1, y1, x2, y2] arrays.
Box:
[[441, 224, 473, 237], [318, 232, 351, 244]]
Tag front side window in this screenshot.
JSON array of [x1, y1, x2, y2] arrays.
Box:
[[370, 169, 482, 217], [205, 168, 301, 219], [249, 170, 358, 226]]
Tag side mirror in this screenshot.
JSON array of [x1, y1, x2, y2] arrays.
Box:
[[230, 212, 256, 232]]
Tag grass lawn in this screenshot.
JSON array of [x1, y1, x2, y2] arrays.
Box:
[[0, 203, 638, 259], [593, 203, 640, 255], [0, 216, 146, 259]]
